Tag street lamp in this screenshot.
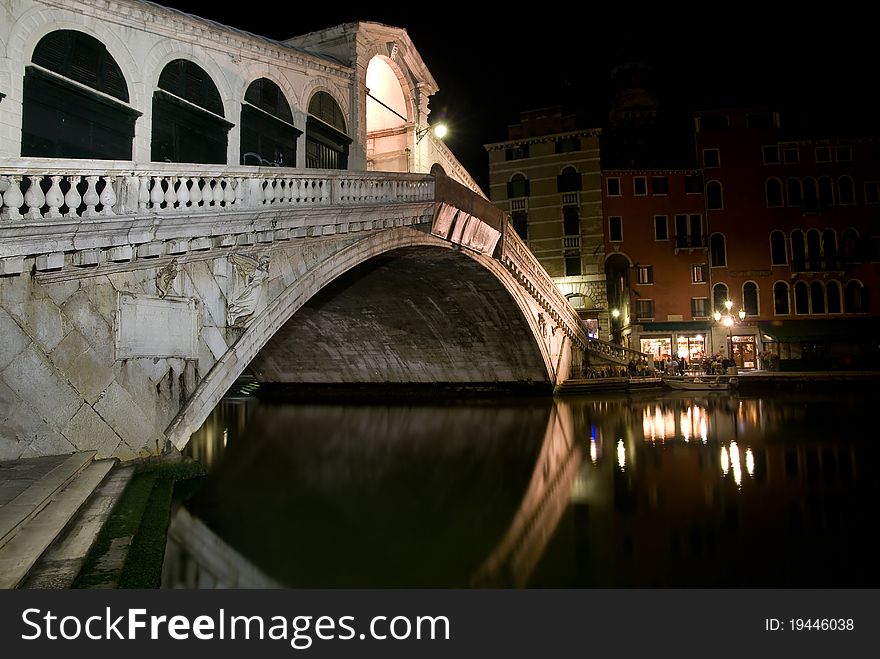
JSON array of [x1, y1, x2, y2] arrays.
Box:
[[416, 123, 447, 143], [714, 300, 746, 366]]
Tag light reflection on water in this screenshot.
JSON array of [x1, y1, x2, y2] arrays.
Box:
[[163, 390, 879, 588]]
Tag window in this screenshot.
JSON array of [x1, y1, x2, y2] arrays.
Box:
[[633, 177, 647, 196], [654, 215, 668, 240], [563, 206, 580, 235], [835, 145, 852, 161], [712, 283, 729, 312], [703, 148, 720, 168], [505, 145, 529, 160], [762, 145, 780, 165], [652, 176, 669, 195], [609, 216, 623, 241], [511, 211, 527, 240], [766, 178, 784, 207], [865, 181, 880, 204], [692, 264, 708, 283], [815, 146, 831, 162], [791, 230, 806, 271], [818, 177, 834, 208], [743, 282, 759, 316], [827, 281, 842, 313], [557, 166, 582, 192], [606, 177, 621, 196], [691, 298, 710, 318], [802, 177, 819, 212], [786, 178, 802, 207], [556, 137, 581, 153], [845, 281, 866, 313], [241, 78, 300, 167], [770, 231, 787, 265], [565, 253, 582, 276], [508, 173, 529, 199], [684, 174, 703, 193], [747, 112, 775, 129], [674, 214, 704, 249], [841, 228, 859, 262], [811, 282, 826, 314], [838, 176, 855, 205], [637, 265, 654, 285], [782, 147, 799, 164], [706, 181, 723, 209], [823, 229, 838, 269], [23, 30, 138, 159], [794, 282, 809, 314], [635, 299, 655, 319], [773, 282, 790, 315], [152, 59, 231, 164], [709, 233, 727, 267], [306, 91, 351, 169]]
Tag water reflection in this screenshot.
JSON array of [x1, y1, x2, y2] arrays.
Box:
[[165, 390, 879, 588]]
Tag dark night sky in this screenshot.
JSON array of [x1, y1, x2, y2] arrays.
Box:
[[151, 1, 877, 190]]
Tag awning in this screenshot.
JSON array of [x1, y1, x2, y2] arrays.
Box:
[[758, 318, 880, 342]]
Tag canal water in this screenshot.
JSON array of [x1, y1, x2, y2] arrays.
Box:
[[162, 388, 879, 588]]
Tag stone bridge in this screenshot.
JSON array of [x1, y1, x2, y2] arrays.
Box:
[[0, 164, 617, 461]]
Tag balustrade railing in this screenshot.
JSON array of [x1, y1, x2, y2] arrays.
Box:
[[0, 161, 434, 221]]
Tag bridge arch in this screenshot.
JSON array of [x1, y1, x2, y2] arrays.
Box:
[[166, 228, 555, 450]]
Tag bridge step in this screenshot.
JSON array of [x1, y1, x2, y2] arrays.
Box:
[[0, 457, 115, 589]]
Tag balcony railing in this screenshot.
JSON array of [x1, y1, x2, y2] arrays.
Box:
[[510, 197, 528, 212], [673, 234, 708, 252], [560, 191, 579, 207], [562, 235, 581, 250]]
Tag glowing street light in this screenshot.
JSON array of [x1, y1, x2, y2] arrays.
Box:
[[416, 123, 447, 143], [714, 299, 746, 364]]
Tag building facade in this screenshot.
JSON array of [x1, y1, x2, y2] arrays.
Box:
[[485, 108, 608, 340]]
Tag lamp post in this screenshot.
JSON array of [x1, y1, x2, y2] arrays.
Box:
[[416, 123, 447, 144], [714, 300, 746, 367]]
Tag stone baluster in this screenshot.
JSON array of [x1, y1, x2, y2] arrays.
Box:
[[24, 176, 46, 219], [162, 176, 178, 211], [211, 178, 224, 207], [45, 176, 64, 218], [189, 177, 202, 208], [81, 176, 101, 217], [286, 177, 295, 203], [64, 176, 82, 217], [176, 177, 191, 208], [150, 176, 164, 211], [276, 178, 287, 205], [320, 180, 330, 205], [261, 178, 273, 205], [1, 176, 24, 219], [100, 176, 117, 215], [222, 178, 235, 206], [137, 175, 151, 211], [233, 178, 245, 206], [288, 178, 300, 204]]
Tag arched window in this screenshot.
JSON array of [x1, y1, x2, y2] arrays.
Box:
[[802, 177, 818, 212], [766, 178, 784, 207], [842, 228, 859, 263], [240, 78, 300, 166], [23, 30, 138, 158], [152, 59, 231, 164], [838, 176, 855, 205], [823, 229, 838, 269], [557, 166, 582, 192], [810, 282, 825, 314], [430, 163, 446, 176], [818, 176, 834, 209], [710, 233, 727, 267], [773, 282, 790, 315], [743, 281, 759, 316], [827, 280, 842, 314], [786, 178, 802, 207], [706, 180, 723, 209], [806, 229, 822, 269], [713, 283, 729, 313], [770, 230, 787, 265], [845, 281, 866, 313], [794, 281, 809, 314], [306, 91, 351, 169], [508, 173, 529, 198], [791, 230, 806, 271]]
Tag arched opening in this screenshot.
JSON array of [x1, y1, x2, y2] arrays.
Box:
[[365, 56, 411, 172], [773, 282, 790, 315], [770, 230, 787, 265], [152, 59, 231, 164], [430, 163, 446, 176], [306, 91, 351, 169], [23, 30, 139, 159], [712, 282, 729, 313], [240, 78, 301, 166], [743, 281, 759, 316], [604, 254, 630, 344]]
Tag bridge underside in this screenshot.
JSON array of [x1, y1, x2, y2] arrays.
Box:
[[248, 246, 550, 386]]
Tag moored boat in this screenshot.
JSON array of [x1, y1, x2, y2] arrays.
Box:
[[662, 375, 738, 391]]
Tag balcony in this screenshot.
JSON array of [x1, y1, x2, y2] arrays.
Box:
[[562, 235, 581, 250], [673, 234, 708, 254], [510, 197, 528, 212], [560, 191, 579, 207]]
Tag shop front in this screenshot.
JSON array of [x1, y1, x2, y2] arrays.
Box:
[[730, 334, 757, 369], [636, 322, 710, 366]]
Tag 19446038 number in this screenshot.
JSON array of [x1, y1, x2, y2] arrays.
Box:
[[791, 619, 854, 631]]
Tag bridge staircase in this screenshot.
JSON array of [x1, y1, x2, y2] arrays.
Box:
[[0, 452, 132, 588]]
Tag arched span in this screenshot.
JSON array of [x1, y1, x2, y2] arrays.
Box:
[[166, 228, 554, 450]]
